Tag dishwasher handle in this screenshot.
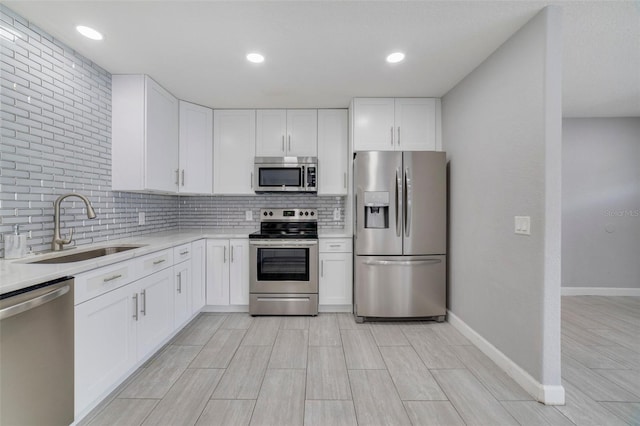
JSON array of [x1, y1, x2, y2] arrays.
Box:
[[0, 284, 70, 320]]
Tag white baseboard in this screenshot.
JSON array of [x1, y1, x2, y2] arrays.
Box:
[[319, 304, 353, 313], [201, 305, 249, 313], [561, 287, 640, 296], [447, 311, 565, 405]]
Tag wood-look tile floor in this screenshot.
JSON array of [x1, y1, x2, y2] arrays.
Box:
[[82, 296, 640, 425]]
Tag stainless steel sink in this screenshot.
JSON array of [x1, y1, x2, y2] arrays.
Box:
[[25, 245, 146, 264]]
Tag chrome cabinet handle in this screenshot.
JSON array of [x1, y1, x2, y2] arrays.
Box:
[[343, 172, 347, 189], [231, 246, 234, 262], [0, 284, 69, 320], [329, 244, 341, 248], [397, 126, 400, 145], [180, 250, 189, 255], [390, 126, 394, 145], [251, 172, 254, 189], [181, 169, 185, 186], [282, 135, 285, 152], [140, 289, 146, 316], [103, 274, 122, 283], [223, 246, 227, 263], [132, 293, 138, 321], [175, 169, 179, 185], [153, 259, 166, 265], [177, 272, 182, 294], [288, 135, 291, 152]]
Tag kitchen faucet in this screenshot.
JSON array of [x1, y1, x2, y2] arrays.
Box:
[[51, 193, 97, 251]]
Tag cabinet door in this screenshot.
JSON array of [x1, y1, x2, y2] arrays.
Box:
[[229, 239, 250, 305], [145, 76, 179, 192], [179, 101, 213, 194], [352, 98, 395, 151], [173, 261, 191, 328], [319, 252, 353, 305], [75, 284, 137, 416], [206, 239, 230, 305], [394, 98, 436, 151], [191, 240, 206, 313], [213, 110, 256, 194], [286, 109, 317, 156], [136, 268, 174, 358], [256, 110, 287, 156], [318, 109, 348, 195]]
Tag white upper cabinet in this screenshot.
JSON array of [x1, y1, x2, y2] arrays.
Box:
[[112, 75, 179, 193], [352, 98, 441, 152], [178, 101, 213, 194], [213, 110, 256, 195], [317, 109, 349, 195], [256, 109, 317, 157]]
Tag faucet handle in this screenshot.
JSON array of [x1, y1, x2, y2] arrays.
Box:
[[61, 227, 74, 245]]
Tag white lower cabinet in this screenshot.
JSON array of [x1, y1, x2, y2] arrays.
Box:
[[75, 283, 137, 417], [191, 240, 206, 313], [319, 238, 353, 307], [173, 260, 191, 328], [206, 238, 249, 306], [133, 268, 175, 358]]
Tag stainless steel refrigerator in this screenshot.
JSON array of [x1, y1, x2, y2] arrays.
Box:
[[354, 151, 447, 321]]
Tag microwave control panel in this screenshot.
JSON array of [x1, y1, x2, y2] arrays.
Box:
[[306, 166, 316, 188]]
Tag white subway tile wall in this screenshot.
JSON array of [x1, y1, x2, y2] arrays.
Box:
[[178, 195, 346, 230], [0, 6, 346, 257], [0, 6, 180, 256]]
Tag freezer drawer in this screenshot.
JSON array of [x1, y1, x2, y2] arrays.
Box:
[[354, 255, 446, 319]]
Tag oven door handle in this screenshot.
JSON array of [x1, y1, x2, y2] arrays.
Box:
[[249, 240, 318, 247]]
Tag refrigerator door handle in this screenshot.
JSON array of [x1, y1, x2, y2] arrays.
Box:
[[405, 167, 411, 237], [363, 259, 442, 266], [396, 168, 402, 237]]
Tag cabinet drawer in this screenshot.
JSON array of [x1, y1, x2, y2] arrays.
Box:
[[173, 243, 192, 263], [319, 239, 352, 253], [137, 249, 174, 278], [75, 261, 135, 305]]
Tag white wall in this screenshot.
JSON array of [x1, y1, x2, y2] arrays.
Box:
[[563, 118, 640, 290], [442, 6, 563, 403]]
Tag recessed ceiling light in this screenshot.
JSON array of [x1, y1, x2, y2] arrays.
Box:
[[76, 25, 103, 41], [246, 53, 265, 64], [386, 52, 405, 63]]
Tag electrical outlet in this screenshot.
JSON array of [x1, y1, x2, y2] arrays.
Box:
[[333, 208, 341, 221], [138, 212, 146, 226], [514, 216, 530, 235], [245, 210, 253, 221]]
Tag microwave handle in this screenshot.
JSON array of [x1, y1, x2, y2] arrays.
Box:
[[302, 165, 306, 187]]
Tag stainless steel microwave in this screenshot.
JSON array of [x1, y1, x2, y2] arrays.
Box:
[[253, 157, 317, 193]]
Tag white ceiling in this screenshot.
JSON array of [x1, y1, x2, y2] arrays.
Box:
[[4, 1, 640, 116]]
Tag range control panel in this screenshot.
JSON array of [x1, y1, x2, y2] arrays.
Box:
[[260, 208, 317, 221]]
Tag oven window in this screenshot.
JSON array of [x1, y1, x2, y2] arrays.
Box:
[[257, 247, 309, 281], [259, 168, 302, 187]]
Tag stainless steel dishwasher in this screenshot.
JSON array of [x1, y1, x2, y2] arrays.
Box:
[[0, 276, 74, 426]]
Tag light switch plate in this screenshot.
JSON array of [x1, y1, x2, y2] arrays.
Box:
[[515, 216, 530, 235], [245, 210, 253, 221], [333, 208, 341, 221], [138, 212, 145, 226]]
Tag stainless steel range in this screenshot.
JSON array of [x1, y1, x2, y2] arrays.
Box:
[[249, 208, 319, 316]]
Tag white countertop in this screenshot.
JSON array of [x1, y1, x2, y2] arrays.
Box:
[[0, 227, 350, 295]]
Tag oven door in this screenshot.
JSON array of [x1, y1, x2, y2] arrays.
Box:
[[250, 240, 318, 293]]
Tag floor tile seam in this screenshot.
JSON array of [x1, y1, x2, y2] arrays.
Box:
[[597, 400, 640, 425], [431, 368, 521, 425], [561, 375, 640, 403], [339, 328, 358, 424], [458, 356, 533, 402], [564, 351, 640, 398], [426, 370, 468, 425], [246, 330, 279, 425]]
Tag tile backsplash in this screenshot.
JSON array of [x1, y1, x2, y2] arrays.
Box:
[[178, 195, 345, 230], [0, 5, 345, 258]]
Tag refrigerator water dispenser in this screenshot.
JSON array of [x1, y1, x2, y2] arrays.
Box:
[[364, 191, 389, 229]]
